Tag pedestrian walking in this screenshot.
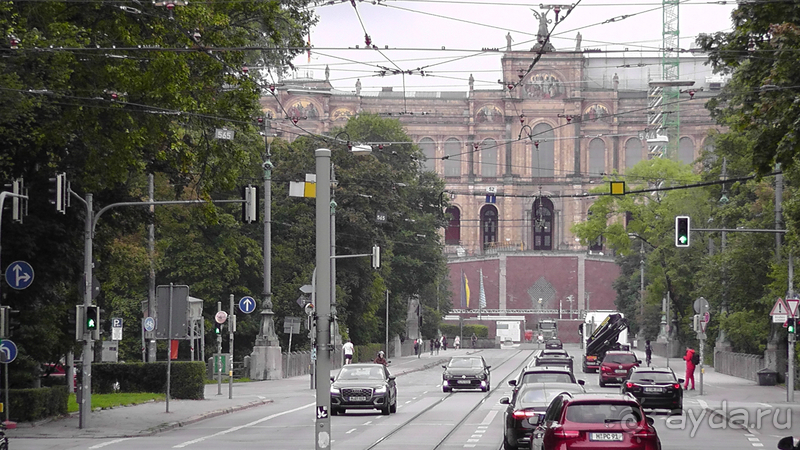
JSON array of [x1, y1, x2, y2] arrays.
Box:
[[434, 337, 440, 354], [683, 347, 697, 390], [454, 335, 460, 350], [343, 339, 354, 365], [471, 333, 478, 349], [441, 335, 448, 351], [430, 338, 435, 355], [414, 339, 420, 358], [644, 340, 652, 366]]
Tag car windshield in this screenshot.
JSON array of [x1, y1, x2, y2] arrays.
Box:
[[522, 373, 573, 384], [630, 372, 676, 383], [449, 358, 483, 368], [338, 366, 385, 380], [520, 386, 583, 403], [604, 354, 637, 364], [565, 403, 642, 424], [541, 351, 567, 357]]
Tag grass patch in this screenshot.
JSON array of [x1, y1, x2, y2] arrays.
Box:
[[204, 377, 253, 384], [67, 392, 166, 413]]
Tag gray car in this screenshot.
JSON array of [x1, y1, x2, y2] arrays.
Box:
[[330, 363, 397, 415], [442, 356, 491, 392]]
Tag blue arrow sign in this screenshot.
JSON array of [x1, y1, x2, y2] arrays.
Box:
[[143, 317, 155, 332], [0, 339, 18, 363], [4, 260, 34, 290], [239, 296, 256, 314]]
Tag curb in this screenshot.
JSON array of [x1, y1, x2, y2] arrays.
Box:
[[141, 399, 274, 436]]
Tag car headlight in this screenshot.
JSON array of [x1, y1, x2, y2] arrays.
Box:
[[374, 385, 387, 394], [443, 373, 452, 380], [330, 387, 340, 394]]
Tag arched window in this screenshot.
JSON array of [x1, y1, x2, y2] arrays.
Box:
[[678, 137, 694, 165], [531, 124, 555, 178], [588, 138, 606, 176], [444, 138, 461, 177], [532, 197, 554, 250], [480, 205, 498, 250], [418, 138, 436, 172], [625, 138, 643, 169], [445, 207, 461, 245], [481, 138, 498, 178]]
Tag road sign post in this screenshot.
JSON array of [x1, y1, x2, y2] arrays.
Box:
[[695, 297, 709, 395], [787, 298, 798, 403]]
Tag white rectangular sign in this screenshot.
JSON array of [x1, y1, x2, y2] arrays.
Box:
[[772, 314, 788, 324], [112, 327, 122, 341]]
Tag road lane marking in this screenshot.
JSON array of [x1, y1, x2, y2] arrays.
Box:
[[480, 410, 498, 425], [363, 421, 373, 425], [173, 402, 314, 448], [758, 403, 771, 408], [698, 399, 709, 409], [346, 428, 357, 434], [89, 439, 132, 449]]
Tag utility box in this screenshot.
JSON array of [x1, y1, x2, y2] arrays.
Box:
[[757, 368, 777, 386], [101, 341, 119, 363]]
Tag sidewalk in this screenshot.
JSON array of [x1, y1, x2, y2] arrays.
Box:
[[9, 348, 474, 439]]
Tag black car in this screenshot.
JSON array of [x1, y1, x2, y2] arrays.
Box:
[[620, 366, 683, 413], [442, 356, 491, 392], [532, 349, 574, 372], [499, 383, 585, 450], [508, 366, 584, 399], [545, 339, 562, 349], [330, 363, 397, 415]]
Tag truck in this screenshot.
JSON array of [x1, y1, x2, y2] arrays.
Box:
[[537, 319, 558, 339], [580, 311, 629, 373]]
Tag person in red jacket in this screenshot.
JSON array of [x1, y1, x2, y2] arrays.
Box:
[[683, 347, 696, 390]]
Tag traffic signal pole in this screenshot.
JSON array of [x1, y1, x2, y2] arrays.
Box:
[[315, 149, 332, 450]]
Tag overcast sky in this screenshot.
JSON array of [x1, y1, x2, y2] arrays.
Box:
[[286, 0, 737, 93]]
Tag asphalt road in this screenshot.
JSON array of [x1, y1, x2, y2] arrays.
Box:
[[8, 344, 794, 450]]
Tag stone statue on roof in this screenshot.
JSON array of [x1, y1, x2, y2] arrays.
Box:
[[355, 78, 362, 95], [530, 9, 556, 52], [325, 65, 330, 81]]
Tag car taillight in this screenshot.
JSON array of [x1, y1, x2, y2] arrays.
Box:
[[626, 382, 635, 389], [513, 409, 538, 419], [673, 383, 681, 389], [587, 356, 597, 361], [553, 429, 580, 438], [632, 427, 657, 438], [601, 365, 612, 372]]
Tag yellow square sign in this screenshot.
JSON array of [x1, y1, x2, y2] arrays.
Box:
[[610, 181, 626, 195]]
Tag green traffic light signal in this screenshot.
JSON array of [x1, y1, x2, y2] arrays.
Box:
[[214, 322, 222, 334], [789, 318, 796, 334], [86, 307, 98, 330], [675, 216, 690, 247]]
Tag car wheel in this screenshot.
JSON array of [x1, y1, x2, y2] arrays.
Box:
[[599, 379, 606, 387], [339, 408, 346, 415], [390, 399, 397, 413], [331, 407, 339, 416], [443, 386, 451, 393], [502, 434, 516, 450], [381, 403, 391, 415]]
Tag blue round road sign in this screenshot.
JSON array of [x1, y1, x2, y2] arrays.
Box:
[[239, 296, 257, 314], [4, 260, 34, 290], [143, 317, 155, 332], [0, 339, 18, 363]]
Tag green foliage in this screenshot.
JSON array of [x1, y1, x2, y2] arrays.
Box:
[[93, 362, 205, 399], [1, 386, 68, 422], [439, 323, 488, 339], [720, 311, 769, 354], [68, 392, 165, 414]]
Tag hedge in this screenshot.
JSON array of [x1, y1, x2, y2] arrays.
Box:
[[92, 361, 205, 399], [439, 324, 488, 339], [0, 386, 68, 422]]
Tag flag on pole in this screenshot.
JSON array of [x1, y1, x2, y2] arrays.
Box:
[[461, 270, 470, 309], [479, 268, 487, 309]]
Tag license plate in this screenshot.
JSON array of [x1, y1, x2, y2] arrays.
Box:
[[590, 432, 623, 441], [457, 380, 472, 384], [645, 387, 663, 393], [616, 369, 628, 373], [349, 396, 367, 401]]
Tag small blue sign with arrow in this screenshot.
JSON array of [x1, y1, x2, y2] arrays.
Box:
[[0, 339, 18, 363], [4, 260, 34, 290], [238, 296, 256, 314]]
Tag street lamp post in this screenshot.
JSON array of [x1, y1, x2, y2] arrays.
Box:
[[314, 148, 333, 450]]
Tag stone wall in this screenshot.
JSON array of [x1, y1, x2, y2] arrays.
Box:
[[714, 351, 764, 383]]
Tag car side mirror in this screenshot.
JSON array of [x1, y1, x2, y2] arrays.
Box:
[[388, 375, 396, 381], [678, 378, 685, 384], [442, 365, 447, 369], [387, 360, 392, 364], [637, 360, 642, 364], [499, 397, 510, 405], [578, 380, 585, 385], [508, 380, 517, 386], [330, 376, 335, 381], [645, 416, 655, 426], [486, 365, 491, 370], [528, 414, 545, 426]]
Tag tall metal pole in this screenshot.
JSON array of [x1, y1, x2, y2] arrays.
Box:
[[229, 294, 234, 399], [79, 194, 93, 429], [217, 301, 222, 395], [314, 149, 332, 450], [148, 174, 156, 363], [385, 290, 389, 356], [640, 240, 645, 319], [166, 283, 173, 413], [330, 164, 337, 365]]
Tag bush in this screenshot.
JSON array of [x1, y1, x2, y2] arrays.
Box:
[[93, 362, 205, 399], [0, 386, 68, 422], [354, 343, 383, 363], [439, 324, 488, 339]]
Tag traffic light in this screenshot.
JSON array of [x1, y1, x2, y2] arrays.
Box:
[[214, 322, 223, 335], [49, 173, 68, 214], [789, 318, 796, 334], [372, 244, 381, 269], [72, 305, 84, 341], [11, 178, 26, 223], [675, 216, 690, 247], [0, 306, 7, 339], [85, 306, 100, 340], [242, 185, 258, 223]]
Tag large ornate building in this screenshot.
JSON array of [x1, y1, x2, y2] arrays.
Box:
[[261, 47, 722, 258]]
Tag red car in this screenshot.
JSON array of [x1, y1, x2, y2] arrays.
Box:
[[599, 351, 641, 387], [529, 392, 661, 450]]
